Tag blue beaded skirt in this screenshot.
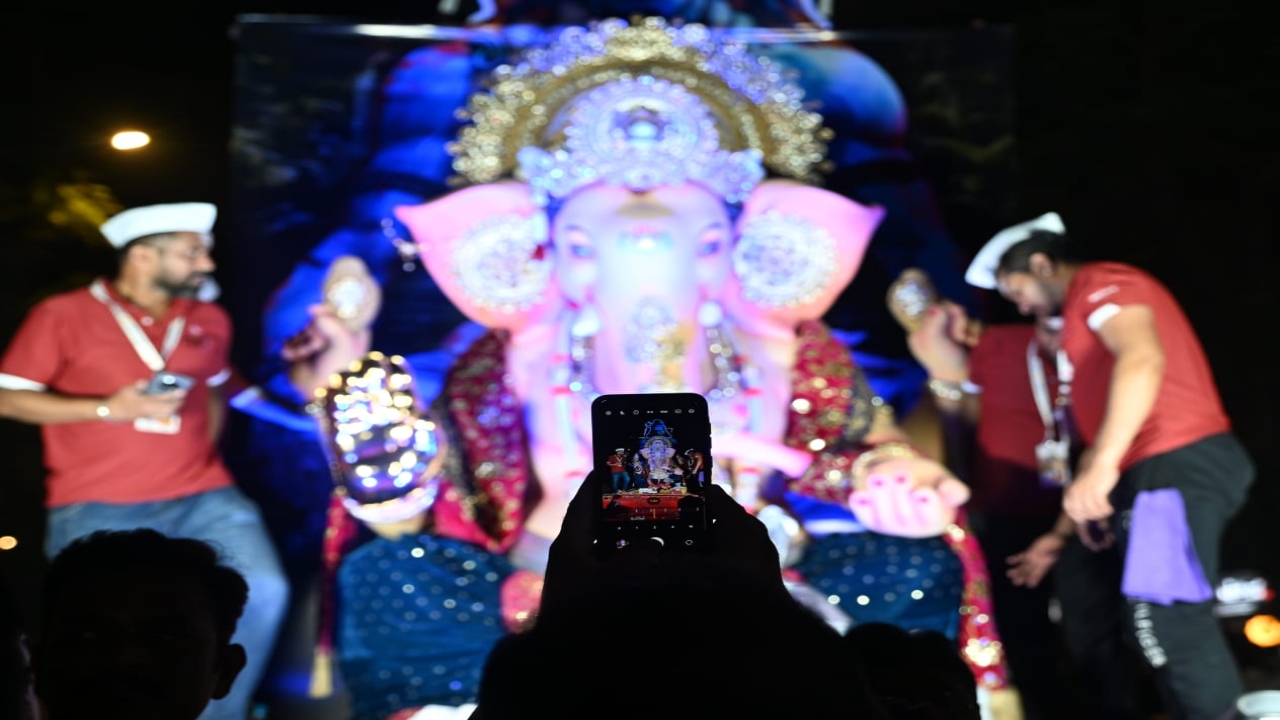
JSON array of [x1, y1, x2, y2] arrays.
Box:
[[793, 532, 965, 640], [337, 534, 513, 720]]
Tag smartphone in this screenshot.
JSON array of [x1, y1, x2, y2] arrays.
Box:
[[591, 393, 712, 554], [143, 371, 196, 395]]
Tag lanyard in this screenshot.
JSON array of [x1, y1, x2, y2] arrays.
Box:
[[89, 279, 186, 373], [1026, 340, 1073, 438]]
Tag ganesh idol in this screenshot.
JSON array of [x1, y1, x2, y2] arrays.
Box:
[[285, 18, 1009, 720]]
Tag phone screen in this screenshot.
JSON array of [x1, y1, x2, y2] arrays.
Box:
[[144, 372, 195, 395], [591, 393, 711, 551]]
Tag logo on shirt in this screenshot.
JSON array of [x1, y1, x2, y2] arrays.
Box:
[[1087, 285, 1119, 304]]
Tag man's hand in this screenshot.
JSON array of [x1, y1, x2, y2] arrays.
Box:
[[1063, 451, 1121, 523], [1006, 532, 1065, 588], [906, 302, 976, 383], [1077, 518, 1115, 552], [104, 381, 186, 421]]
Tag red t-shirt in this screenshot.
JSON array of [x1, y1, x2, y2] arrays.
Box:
[[0, 280, 235, 507], [967, 324, 1063, 517], [1061, 262, 1229, 469]]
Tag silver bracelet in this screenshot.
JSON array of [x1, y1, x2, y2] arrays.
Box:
[[927, 378, 965, 402]]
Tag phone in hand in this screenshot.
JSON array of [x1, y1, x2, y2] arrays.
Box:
[[143, 371, 196, 395], [591, 393, 712, 555]]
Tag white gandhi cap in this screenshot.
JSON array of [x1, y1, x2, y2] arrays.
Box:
[[99, 202, 217, 249], [964, 211, 1066, 289]]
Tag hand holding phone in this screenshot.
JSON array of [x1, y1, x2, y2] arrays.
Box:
[[590, 393, 712, 555], [103, 379, 187, 422], [540, 470, 789, 625], [142, 371, 196, 396]]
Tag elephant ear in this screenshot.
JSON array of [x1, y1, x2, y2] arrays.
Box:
[[724, 180, 884, 333], [395, 182, 559, 331]]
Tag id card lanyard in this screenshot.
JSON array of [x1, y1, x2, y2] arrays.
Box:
[[89, 279, 186, 372], [1026, 340, 1073, 442]]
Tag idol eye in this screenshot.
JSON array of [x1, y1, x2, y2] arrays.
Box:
[[563, 229, 595, 259], [696, 228, 725, 256]]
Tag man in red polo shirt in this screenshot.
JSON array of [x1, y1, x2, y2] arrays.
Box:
[[0, 203, 288, 720], [966, 217, 1253, 720], [905, 265, 1138, 718]]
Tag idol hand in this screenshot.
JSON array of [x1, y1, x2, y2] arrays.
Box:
[[848, 457, 969, 539], [283, 304, 371, 395]]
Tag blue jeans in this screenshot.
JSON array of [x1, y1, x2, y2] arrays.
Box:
[[46, 487, 290, 720], [610, 471, 631, 492]]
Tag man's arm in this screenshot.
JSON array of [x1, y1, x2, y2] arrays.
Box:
[[905, 301, 983, 477], [932, 390, 981, 484], [205, 367, 250, 444], [1089, 304, 1166, 468], [0, 383, 184, 426], [1063, 304, 1165, 522], [0, 388, 108, 425], [208, 384, 227, 444]]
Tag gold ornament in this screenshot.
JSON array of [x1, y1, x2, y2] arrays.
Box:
[[449, 17, 832, 190]]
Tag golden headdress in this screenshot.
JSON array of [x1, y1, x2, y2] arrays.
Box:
[[448, 17, 832, 205]]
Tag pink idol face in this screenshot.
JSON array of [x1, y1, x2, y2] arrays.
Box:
[[551, 183, 733, 309]]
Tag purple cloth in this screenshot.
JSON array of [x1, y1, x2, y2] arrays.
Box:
[[1120, 488, 1214, 605]]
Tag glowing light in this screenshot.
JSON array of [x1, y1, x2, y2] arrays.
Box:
[[110, 131, 150, 150], [1244, 614, 1280, 648], [0, 536, 16, 550]]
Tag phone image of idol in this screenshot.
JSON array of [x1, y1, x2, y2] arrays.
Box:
[[591, 393, 712, 553]]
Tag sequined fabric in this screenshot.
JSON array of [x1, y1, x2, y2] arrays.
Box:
[[793, 533, 964, 639], [942, 514, 1008, 689], [783, 321, 882, 503], [432, 331, 530, 554], [338, 534, 511, 720]]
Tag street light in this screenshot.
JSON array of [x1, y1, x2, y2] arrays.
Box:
[[111, 130, 150, 150]]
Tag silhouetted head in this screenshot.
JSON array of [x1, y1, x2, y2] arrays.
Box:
[[34, 529, 248, 720], [1, 577, 38, 720], [843, 623, 980, 720]]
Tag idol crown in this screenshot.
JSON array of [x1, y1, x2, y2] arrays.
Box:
[[451, 17, 830, 205]]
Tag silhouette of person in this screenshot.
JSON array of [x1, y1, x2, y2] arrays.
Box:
[[32, 529, 249, 720], [470, 472, 887, 720]]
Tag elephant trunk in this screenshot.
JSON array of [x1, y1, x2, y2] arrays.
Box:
[[590, 273, 703, 395]]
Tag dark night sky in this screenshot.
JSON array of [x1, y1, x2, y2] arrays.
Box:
[[3, 1, 1278, 603]]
